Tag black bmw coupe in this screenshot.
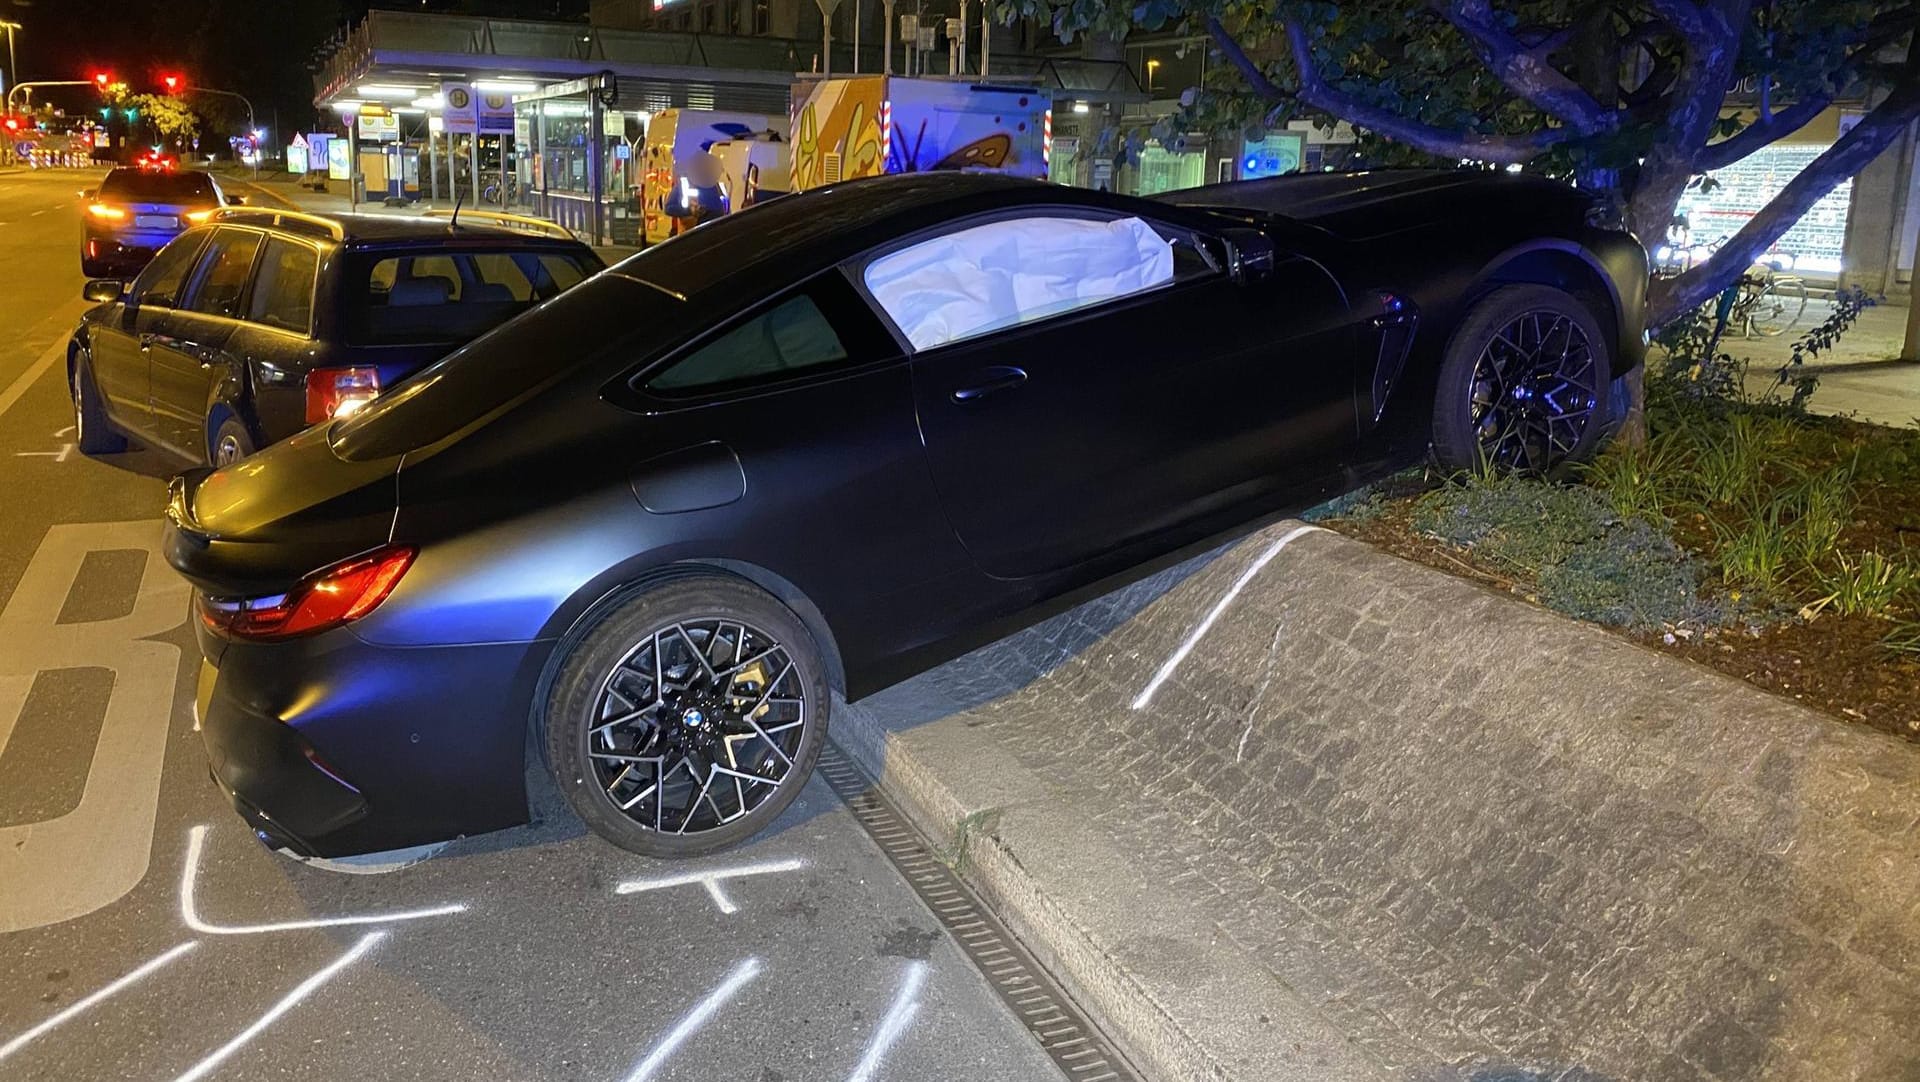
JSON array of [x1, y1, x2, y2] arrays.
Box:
[[165, 169, 1647, 859]]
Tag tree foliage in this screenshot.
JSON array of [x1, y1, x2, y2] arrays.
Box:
[[131, 93, 200, 146]]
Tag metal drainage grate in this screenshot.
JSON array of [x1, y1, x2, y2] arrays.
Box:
[[818, 746, 1142, 1082]]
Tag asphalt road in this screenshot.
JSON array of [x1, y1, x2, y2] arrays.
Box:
[[0, 167, 1066, 1082]]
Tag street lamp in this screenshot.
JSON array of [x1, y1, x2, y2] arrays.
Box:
[[0, 21, 18, 167]]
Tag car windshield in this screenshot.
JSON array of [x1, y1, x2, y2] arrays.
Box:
[[327, 273, 680, 461], [98, 170, 218, 203], [343, 248, 599, 346]]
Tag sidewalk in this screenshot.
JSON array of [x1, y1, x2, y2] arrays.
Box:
[[835, 520, 1920, 1082]]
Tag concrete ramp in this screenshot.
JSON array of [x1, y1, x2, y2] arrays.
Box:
[[835, 520, 1920, 1082]]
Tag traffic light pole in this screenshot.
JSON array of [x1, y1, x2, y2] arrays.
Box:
[[186, 85, 256, 174]]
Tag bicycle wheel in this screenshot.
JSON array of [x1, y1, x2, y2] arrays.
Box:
[[1748, 277, 1807, 337]]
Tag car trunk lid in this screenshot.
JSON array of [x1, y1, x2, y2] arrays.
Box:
[[164, 422, 403, 597]]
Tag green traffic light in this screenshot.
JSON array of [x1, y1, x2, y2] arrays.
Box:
[[124, 108, 139, 120]]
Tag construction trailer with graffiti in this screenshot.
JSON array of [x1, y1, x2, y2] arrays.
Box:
[[789, 75, 1052, 192]]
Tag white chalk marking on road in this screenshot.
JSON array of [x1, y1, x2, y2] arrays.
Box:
[[623, 957, 763, 1082], [54, 425, 74, 437], [181, 825, 468, 934], [1131, 524, 1324, 710], [28, 209, 44, 216], [0, 941, 199, 1064], [0, 336, 66, 421], [14, 443, 72, 462], [170, 931, 384, 1082], [845, 960, 928, 1082], [614, 857, 806, 915]]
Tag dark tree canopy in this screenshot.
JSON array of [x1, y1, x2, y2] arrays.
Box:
[[1003, 0, 1920, 329]]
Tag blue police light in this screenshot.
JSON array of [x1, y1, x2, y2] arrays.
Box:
[[1244, 155, 1259, 171]]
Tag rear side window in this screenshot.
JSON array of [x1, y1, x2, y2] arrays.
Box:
[[346, 249, 597, 345], [648, 294, 848, 393], [328, 275, 681, 461], [98, 170, 218, 204], [129, 232, 209, 309], [184, 229, 264, 319], [247, 238, 319, 335]]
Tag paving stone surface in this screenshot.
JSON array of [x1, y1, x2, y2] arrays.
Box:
[[843, 520, 1920, 1082]]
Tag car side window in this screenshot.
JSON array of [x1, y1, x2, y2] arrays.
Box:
[[183, 229, 264, 319], [247, 238, 319, 335], [648, 292, 849, 394], [129, 232, 209, 309], [860, 213, 1212, 352]]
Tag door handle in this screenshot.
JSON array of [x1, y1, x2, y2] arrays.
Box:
[[138, 333, 154, 351], [950, 366, 1028, 404]]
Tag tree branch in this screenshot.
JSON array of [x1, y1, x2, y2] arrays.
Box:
[[1203, 16, 1580, 164], [1695, 91, 1833, 171], [1432, 0, 1615, 134], [1650, 80, 1920, 324]]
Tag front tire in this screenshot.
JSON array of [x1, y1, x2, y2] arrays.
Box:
[[1432, 284, 1612, 476], [71, 352, 128, 455], [544, 576, 829, 858]]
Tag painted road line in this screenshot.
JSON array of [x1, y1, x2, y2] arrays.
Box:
[[179, 825, 468, 934], [0, 942, 199, 1064], [0, 522, 187, 933], [846, 960, 928, 1082], [170, 932, 385, 1082], [1131, 524, 1325, 710], [0, 336, 65, 421], [624, 957, 763, 1082]]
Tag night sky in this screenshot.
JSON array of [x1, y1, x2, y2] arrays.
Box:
[[1, 1, 587, 134]]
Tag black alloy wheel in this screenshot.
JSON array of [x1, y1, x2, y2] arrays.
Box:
[[546, 577, 828, 857], [1433, 284, 1612, 476]]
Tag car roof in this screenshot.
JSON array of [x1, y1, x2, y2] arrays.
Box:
[[612, 172, 1130, 299]]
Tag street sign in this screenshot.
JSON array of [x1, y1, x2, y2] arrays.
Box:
[[441, 81, 478, 134], [357, 112, 400, 141], [479, 90, 513, 134], [327, 136, 351, 180]]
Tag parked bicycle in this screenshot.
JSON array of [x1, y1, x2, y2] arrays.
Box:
[[482, 175, 521, 204], [1728, 262, 1808, 338]]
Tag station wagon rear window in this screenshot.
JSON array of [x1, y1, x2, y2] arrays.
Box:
[[344, 249, 598, 346], [98, 170, 218, 203]]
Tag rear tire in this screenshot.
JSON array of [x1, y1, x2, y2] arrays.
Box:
[[1432, 284, 1613, 477], [71, 352, 128, 455], [209, 413, 254, 467], [543, 576, 829, 858]]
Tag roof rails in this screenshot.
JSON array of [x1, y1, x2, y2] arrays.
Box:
[[207, 207, 347, 241], [420, 208, 578, 241]]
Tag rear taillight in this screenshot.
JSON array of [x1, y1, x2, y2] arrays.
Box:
[[87, 203, 127, 220], [304, 366, 381, 425], [197, 546, 416, 641]]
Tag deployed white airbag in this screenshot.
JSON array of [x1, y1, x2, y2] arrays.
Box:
[[864, 216, 1176, 350]]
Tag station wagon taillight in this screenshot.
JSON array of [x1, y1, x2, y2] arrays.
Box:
[[197, 546, 416, 641], [305, 366, 381, 425]]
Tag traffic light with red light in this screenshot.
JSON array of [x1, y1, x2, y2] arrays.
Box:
[[2, 116, 19, 134], [162, 75, 182, 93], [93, 72, 111, 89]]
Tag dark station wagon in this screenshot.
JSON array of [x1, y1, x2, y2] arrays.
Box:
[[69, 208, 604, 466]]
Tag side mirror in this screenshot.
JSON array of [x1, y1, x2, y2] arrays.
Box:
[[226, 194, 246, 206], [80, 188, 97, 199], [1219, 226, 1277, 284], [83, 279, 126, 304]]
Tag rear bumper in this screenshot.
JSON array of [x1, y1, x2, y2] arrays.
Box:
[[195, 621, 548, 858]]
